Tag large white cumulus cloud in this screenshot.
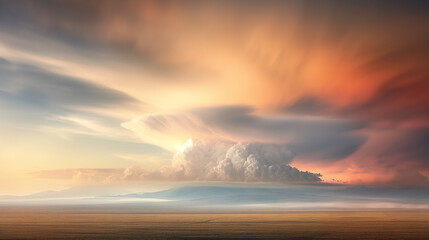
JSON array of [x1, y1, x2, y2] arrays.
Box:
[[32, 139, 322, 183], [171, 139, 322, 183]]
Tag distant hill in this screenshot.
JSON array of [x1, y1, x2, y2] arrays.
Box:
[[114, 185, 429, 206], [2, 184, 428, 209]]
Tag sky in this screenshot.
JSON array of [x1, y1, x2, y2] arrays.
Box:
[[1, 0, 429, 195]]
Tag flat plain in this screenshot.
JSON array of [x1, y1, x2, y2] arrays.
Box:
[[1, 207, 429, 239]]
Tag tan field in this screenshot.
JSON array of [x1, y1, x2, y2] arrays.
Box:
[[1, 207, 429, 239]]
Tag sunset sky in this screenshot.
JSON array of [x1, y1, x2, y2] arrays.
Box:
[[1, 0, 429, 195]]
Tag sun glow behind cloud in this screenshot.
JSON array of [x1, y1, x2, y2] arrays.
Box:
[[177, 138, 193, 153]]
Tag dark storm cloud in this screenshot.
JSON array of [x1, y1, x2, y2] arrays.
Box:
[[282, 96, 331, 115], [194, 106, 363, 137], [290, 132, 365, 160], [195, 106, 366, 161]]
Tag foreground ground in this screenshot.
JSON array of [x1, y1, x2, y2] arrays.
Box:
[[1, 207, 428, 239]]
